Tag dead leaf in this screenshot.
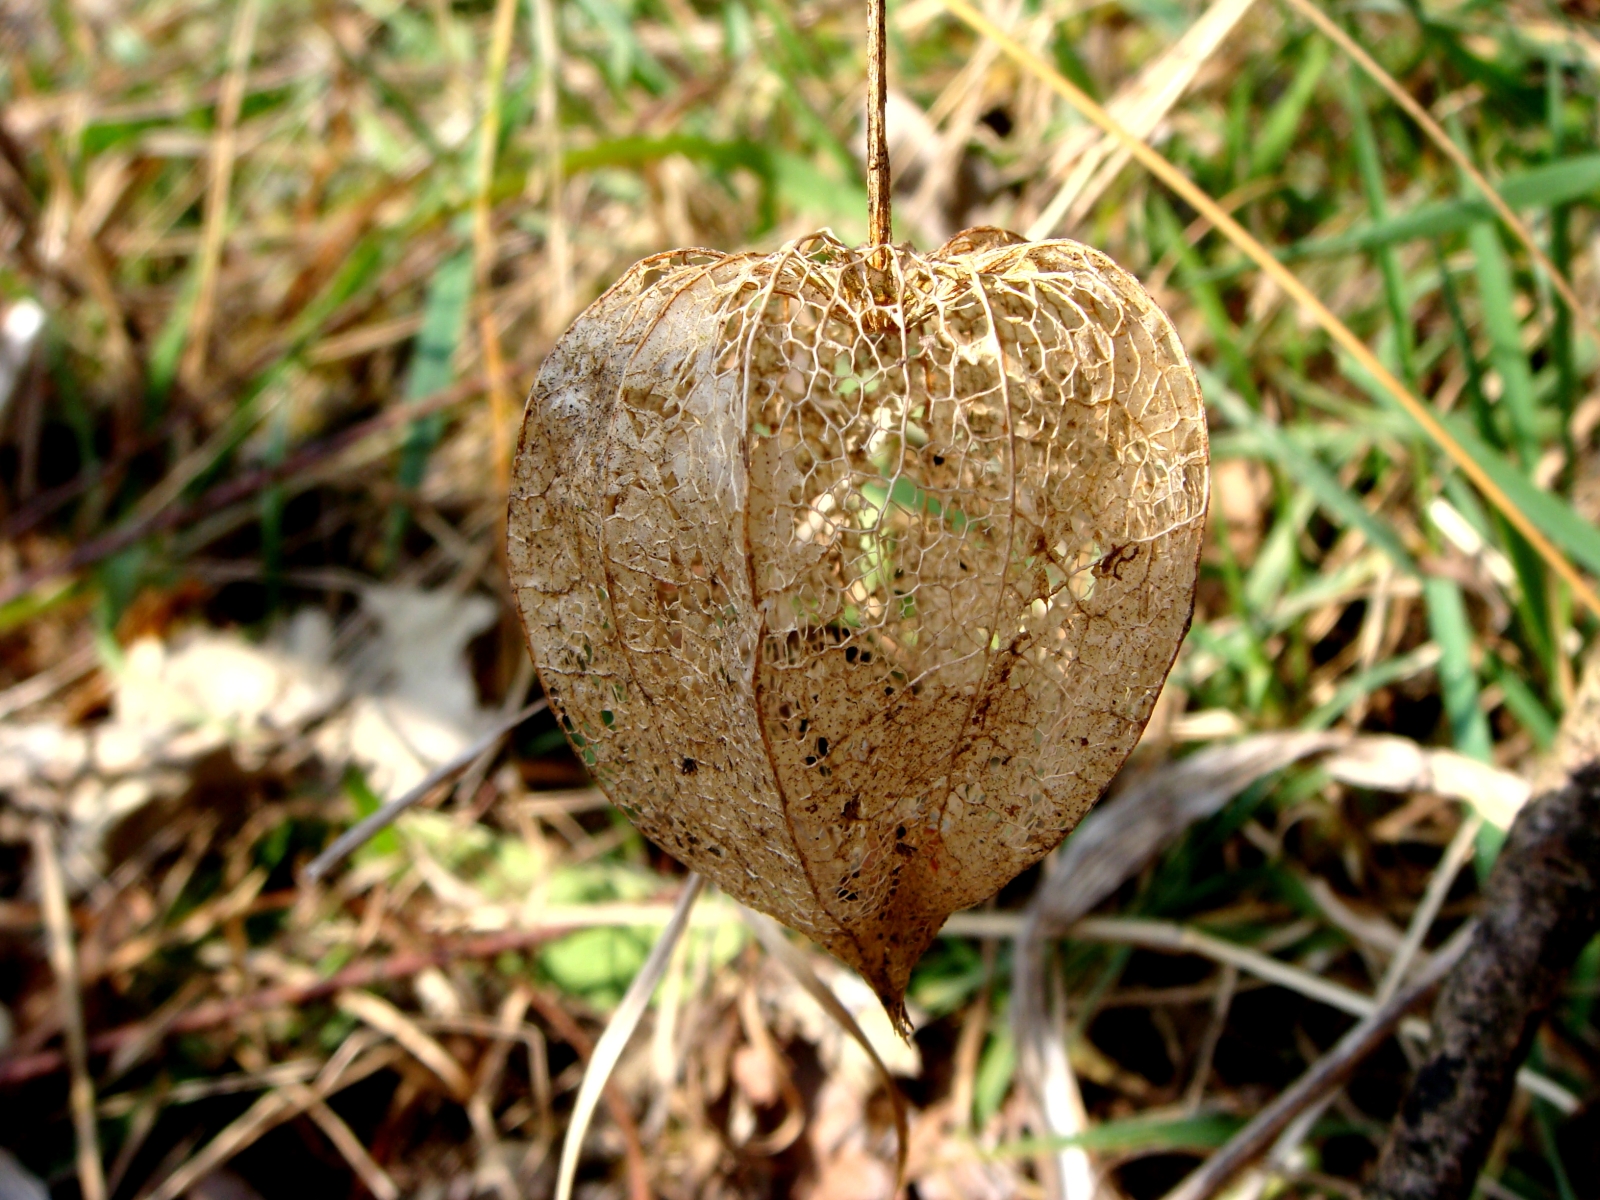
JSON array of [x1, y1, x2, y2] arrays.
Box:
[[509, 227, 1208, 1026]]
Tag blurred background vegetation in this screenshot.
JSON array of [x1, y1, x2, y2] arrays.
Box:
[[2, 0, 1600, 1197]]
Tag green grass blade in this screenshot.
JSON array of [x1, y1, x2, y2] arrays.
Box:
[[1249, 38, 1330, 179], [1468, 221, 1540, 472], [991, 1112, 1243, 1158], [1156, 199, 1260, 406], [1338, 355, 1600, 582], [1301, 643, 1440, 730], [386, 249, 474, 562], [973, 1022, 1016, 1129], [571, 0, 670, 94], [1203, 371, 1417, 576], [1286, 153, 1600, 260], [1424, 576, 1493, 762], [1483, 653, 1557, 749], [1243, 488, 1313, 617], [1337, 70, 1415, 385]]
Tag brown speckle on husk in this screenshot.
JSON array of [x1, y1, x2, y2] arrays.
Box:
[[508, 227, 1209, 1030]]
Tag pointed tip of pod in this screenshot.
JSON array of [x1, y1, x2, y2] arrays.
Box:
[[878, 992, 914, 1041]]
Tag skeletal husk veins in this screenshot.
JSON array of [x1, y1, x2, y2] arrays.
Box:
[[508, 227, 1208, 1030]]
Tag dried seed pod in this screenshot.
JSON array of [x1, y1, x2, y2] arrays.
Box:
[[508, 227, 1208, 1029]]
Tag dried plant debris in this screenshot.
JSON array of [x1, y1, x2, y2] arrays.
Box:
[[509, 227, 1208, 1025], [0, 588, 500, 890]]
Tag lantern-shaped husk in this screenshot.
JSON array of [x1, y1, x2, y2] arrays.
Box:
[[509, 227, 1208, 1028]]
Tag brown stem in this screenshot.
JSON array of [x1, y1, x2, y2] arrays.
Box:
[[865, 0, 891, 245], [1368, 764, 1600, 1199]]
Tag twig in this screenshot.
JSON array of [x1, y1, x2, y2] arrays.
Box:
[[1371, 762, 1600, 1199], [303, 696, 548, 882], [865, 0, 892, 245], [1160, 922, 1475, 1200], [31, 819, 106, 1200], [143, 1040, 399, 1200]]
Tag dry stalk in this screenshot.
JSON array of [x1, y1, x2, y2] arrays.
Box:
[[180, 0, 262, 390], [31, 818, 106, 1200], [865, 0, 892, 246]]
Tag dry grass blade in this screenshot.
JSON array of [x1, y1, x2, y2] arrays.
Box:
[[140, 1042, 400, 1200], [295, 1092, 400, 1200], [530, 0, 571, 331], [1029, 732, 1347, 935], [0, 644, 97, 720], [1011, 732, 1370, 1200], [0, 362, 527, 609], [179, 0, 262, 389], [1257, 802, 1483, 1184], [1026, 0, 1258, 239], [231, 1041, 401, 1200], [1320, 736, 1529, 830], [555, 874, 704, 1200], [466, 987, 531, 1200], [941, 0, 1600, 620], [1282, 0, 1600, 356], [7, 2, 1597, 1193], [31, 819, 105, 1200], [336, 990, 473, 1099], [472, 0, 520, 496], [1377, 813, 1481, 1006], [1072, 916, 1378, 1018]]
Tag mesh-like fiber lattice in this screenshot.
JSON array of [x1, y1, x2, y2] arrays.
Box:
[[508, 227, 1208, 1025]]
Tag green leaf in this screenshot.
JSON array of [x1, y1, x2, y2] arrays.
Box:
[[1250, 38, 1330, 179], [344, 768, 400, 860], [1287, 154, 1600, 260], [1424, 577, 1492, 762], [992, 1112, 1243, 1157], [540, 926, 652, 1006], [1468, 222, 1540, 472], [973, 1024, 1016, 1128]]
